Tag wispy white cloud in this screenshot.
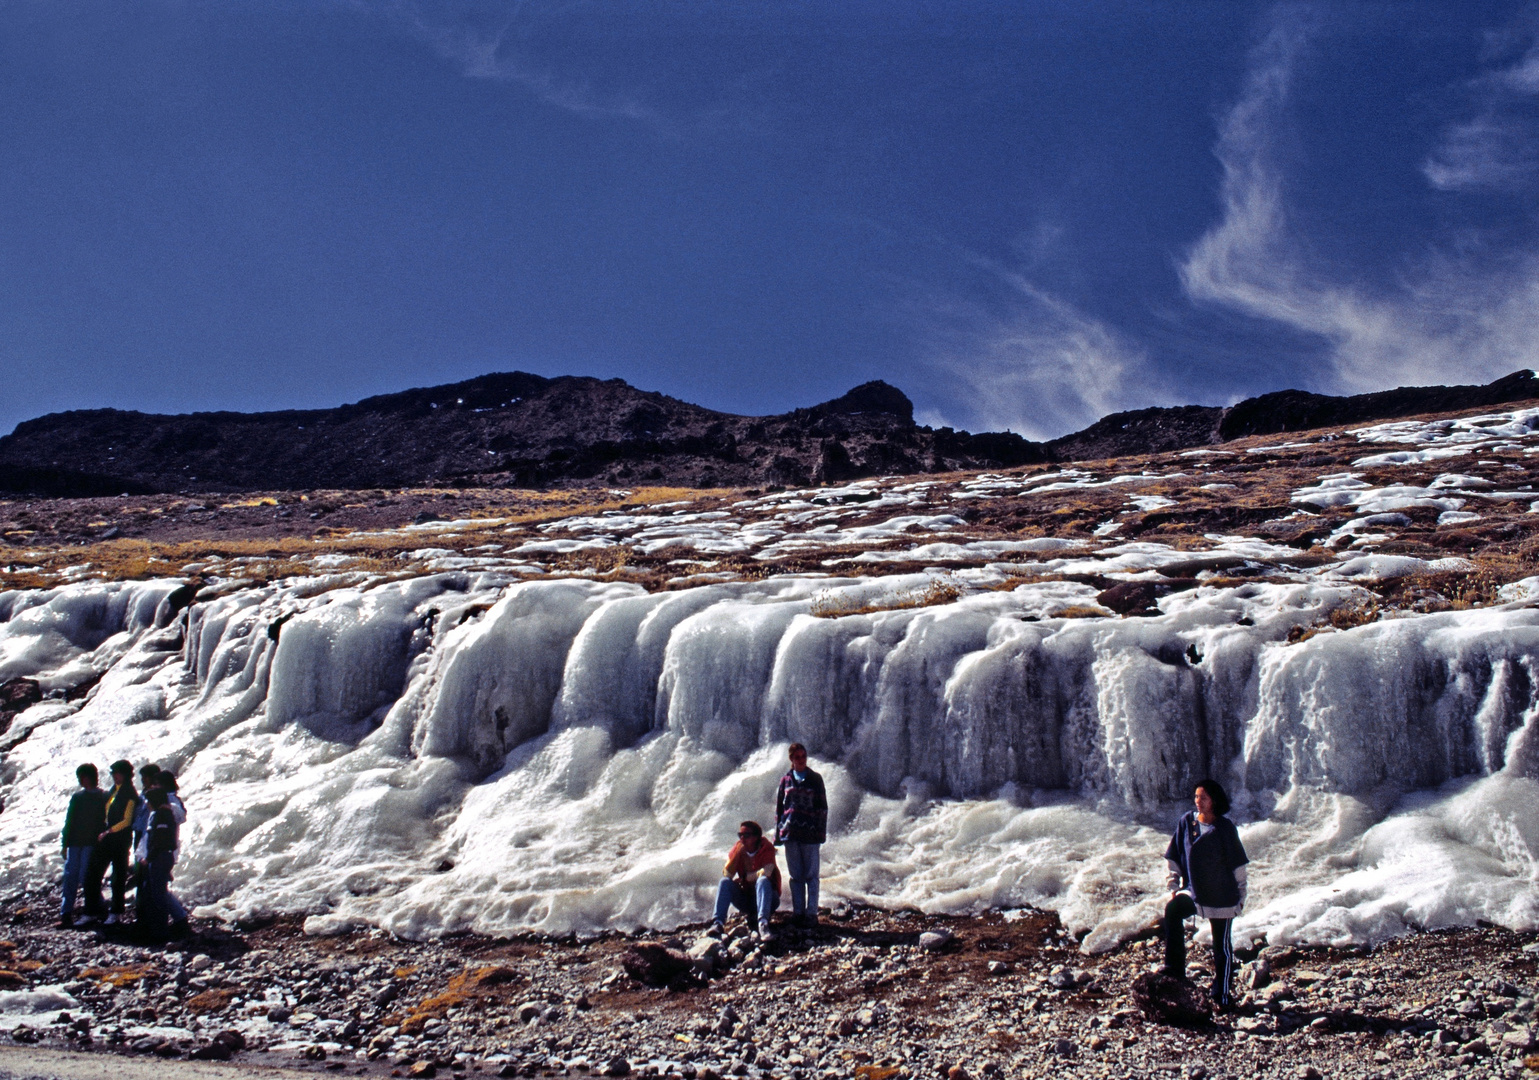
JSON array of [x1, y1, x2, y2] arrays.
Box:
[[916, 265, 1168, 442], [380, 1, 668, 129], [1180, 9, 1539, 394], [1424, 23, 1539, 191]]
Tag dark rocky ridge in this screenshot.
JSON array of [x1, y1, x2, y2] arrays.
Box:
[[0, 374, 1045, 495], [2, 368, 1538, 495]]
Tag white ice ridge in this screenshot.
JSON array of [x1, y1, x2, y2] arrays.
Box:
[[0, 572, 1537, 955]]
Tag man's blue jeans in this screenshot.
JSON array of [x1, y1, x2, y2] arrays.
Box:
[[60, 846, 92, 920], [782, 841, 821, 917], [714, 876, 778, 929]]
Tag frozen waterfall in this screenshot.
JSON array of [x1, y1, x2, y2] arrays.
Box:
[[0, 570, 1535, 952]]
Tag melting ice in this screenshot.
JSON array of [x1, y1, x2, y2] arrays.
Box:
[[0, 569, 1535, 954]]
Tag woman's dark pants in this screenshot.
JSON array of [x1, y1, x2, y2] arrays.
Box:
[[1164, 893, 1236, 1006]]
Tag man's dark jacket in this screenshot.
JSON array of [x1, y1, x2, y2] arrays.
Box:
[[775, 768, 828, 845]]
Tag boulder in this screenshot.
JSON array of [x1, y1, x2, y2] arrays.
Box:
[[1131, 971, 1213, 1027], [621, 943, 694, 987]]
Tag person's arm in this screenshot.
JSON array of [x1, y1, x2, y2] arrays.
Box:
[[168, 795, 187, 826], [1163, 821, 1185, 894], [61, 794, 76, 854], [1234, 865, 1248, 911], [775, 777, 787, 836]]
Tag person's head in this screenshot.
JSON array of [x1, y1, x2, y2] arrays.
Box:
[[157, 771, 178, 793], [1194, 779, 1230, 818], [145, 787, 169, 809], [788, 743, 808, 770], [75, 763, 98, 788], [738, 821, 763, 848], [109, 760, 134, 787], [139, 764, 161, 789]]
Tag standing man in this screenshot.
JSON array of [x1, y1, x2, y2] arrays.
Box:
[[82, 761, 138, 926], [775, 743, 828, 928], [137, 787, 178, 942], [59, 764, 106, 928]]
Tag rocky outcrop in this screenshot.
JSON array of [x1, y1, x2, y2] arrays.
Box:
[[0, 374, 1043, 494]]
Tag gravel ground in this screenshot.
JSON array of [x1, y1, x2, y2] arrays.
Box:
[[0, 895, 1535, 1080]]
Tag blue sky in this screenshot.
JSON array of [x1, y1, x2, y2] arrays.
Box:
[[3, 1, 1539, 440]]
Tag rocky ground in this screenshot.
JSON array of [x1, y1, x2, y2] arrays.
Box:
[[0, 896, 1534, 1080]]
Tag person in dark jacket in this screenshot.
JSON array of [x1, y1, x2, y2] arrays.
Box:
[[82, 760, 138, 925], [774, 743, 828, 927], [59, 763, 106, 928], [1163, 778, 1248, 1009], [136, 787, 178, 941]]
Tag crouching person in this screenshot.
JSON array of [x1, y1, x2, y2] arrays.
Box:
[[713, 821, 782, 942]]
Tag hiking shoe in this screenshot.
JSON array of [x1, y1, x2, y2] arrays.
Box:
[[103, 914, 120, 926], [55, 918, 73, 930], [758, 925, 775, 944]]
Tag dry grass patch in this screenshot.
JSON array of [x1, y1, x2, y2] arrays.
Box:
[[811, 578, 962, 618], [394, 965, 521, 1035]]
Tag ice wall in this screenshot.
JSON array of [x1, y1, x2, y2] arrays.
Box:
[[0, 570, 1535, 952]]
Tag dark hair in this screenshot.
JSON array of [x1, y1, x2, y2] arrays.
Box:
[[139, 764, 160, 783], [788, 743, 807, 759], [738, 821, 763, 839], [76, 763, 98, 785], [1195, 778, 1231, 816], [145, 787, 169, 808], [109, 760, 133, 780], [158, 771, 178, 792]]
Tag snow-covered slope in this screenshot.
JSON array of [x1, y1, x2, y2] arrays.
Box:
[[0, 560, 1535, 955]]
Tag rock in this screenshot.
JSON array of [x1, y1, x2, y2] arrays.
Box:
[[1460, 1038, 1492, 1056], [1087, 1035, 1108, 1051], [189, 1040, 232, 1061], [266, 1006, 292, 1023], [301, 1045, 327, 1061], [1294, 1068, 1321, 1080], [518, 1001, 544, 1022], [620, 943, 695, 987], [1131, 971, 1213, 1027], [1290, 969, 1328, 986], [186, 954, 213, 974], [0, 679, 42, 712], [604, 1056, 632, 1077], [919, 930, 953, 953], [1236, 1016, 1274, 1035], [698, 1070, 721, 1080], [498, 1067, 519, 1079], [1046, 966, 1076, 990], [1238, 957, 1270, 989], [947, 1066, 968, 1080], [1503, 1027, 1536, 1051], [986, 961, 1012, 976], [374, 981, 401, 1007], [1051, 1037, 1075, 1057], [409, 1063, 438, 1079], [837, 1016, 858, 1037], [1306, 1017, 1331, 1032]]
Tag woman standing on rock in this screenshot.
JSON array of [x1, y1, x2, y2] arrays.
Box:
[[1163, 778, 1248, 1010]]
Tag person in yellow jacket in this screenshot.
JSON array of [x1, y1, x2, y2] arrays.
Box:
[[712, 821, 782, 942], [81, 760, 138, 925]]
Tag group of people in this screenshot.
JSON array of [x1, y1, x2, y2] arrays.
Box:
[[59, 759, 188, 940], [708, 749, 1250, 1012], [55, 744, 1246, 1004], [712, 742, 827, 943]]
